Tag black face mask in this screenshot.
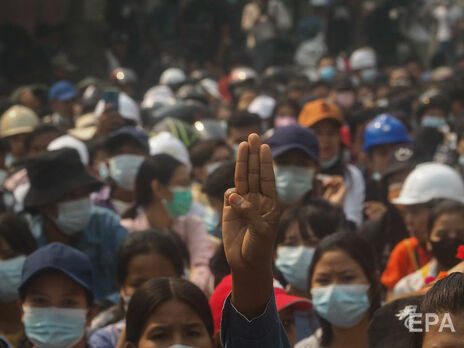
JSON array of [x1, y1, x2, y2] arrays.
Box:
[[431, 238, 464, 269]]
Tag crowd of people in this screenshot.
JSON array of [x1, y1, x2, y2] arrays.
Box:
[[1, 0, 464, 347]]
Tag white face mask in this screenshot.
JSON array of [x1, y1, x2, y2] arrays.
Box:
[[55, 197, 92, 235], [109, 154, 145, 191]]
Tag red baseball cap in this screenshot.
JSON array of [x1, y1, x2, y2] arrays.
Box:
[[209, 274, 312, 334]]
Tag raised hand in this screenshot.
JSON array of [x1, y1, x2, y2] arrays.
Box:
[[223, 133, 280, 318]]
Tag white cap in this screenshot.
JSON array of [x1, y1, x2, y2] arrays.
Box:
[[350, 47, 377, 71], [248, 95, 276, 120], [200, 78, 221, 99], [149, 132, 192, 171], [141, 85, 176, 109], [47, 134, 89, 166], [392, 162, 464, 205], [94, 92, 141, 126], [160, 68, 186, 86]]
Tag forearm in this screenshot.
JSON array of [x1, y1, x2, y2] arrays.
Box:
[[231, 266, 273, 320]]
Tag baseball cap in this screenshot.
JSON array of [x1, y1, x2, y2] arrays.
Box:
[[105, 126, 149, 154], [298, 99, 343, 128], [19, 242, 94, 300], [49, 81, 78, 101], [209, 274, 312, 334], [266, 124, 320, 162]]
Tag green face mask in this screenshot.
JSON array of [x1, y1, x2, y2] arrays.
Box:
[[165, 186, 193, 218]]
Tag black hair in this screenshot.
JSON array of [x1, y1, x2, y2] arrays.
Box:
[[269, 98, 301, 126], [202, 161, 236, 200], [411, 273, 464, 347], [308, 231, 381, 346], [104, 135, 148, 156], [116, 229, 185, 286], [125, 277, 214, 344], [135, 154, 183, 207], [226, 111, 261, 135], [276, 198, 344, 246], [189, 139, 232, 168], [427, 199, 464, 237], [24, 123, 61, 152], [86, 137, 105, 168], [0, 213, 37, 258]]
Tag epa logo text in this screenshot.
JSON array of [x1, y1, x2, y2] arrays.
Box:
[[405, 313, 456, 333]]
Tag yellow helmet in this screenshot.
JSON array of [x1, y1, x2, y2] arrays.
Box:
[[0, 105, 39, 138]]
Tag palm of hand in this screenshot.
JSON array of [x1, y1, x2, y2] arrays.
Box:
[[222, 134, 280, 273]]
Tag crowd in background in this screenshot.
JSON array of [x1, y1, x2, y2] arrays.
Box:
[[1, 0, 464, 347]]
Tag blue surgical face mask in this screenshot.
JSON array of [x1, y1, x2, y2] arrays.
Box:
[[23, 306, 87, 348], [320, 66, 337, 81], [421, 115, 448, 129], [164, 186, 193, 218], [276, 246, 315, 291], [203, 208, 219, 235], [274, 165, 315, 204], [55, 197, 92, 236], [360, 68, 378, 83], [0, 256, 26, 302], [109, 154, 145, 191], [311, 284, 370, 328]]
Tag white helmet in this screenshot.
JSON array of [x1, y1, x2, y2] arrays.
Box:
[[149, 132, 191, 172], [392, 162, 464, 205], [94, 92, 141, 126], [350, 47, 377, 71], [47, 134, 89, 166], [159, 68, 186, 86]]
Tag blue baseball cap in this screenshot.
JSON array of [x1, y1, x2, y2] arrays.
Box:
[[105, 126, 150, 154], [266, 124, 320, 162], [19, 242, 94, 300], [49, 81, 78, 101]]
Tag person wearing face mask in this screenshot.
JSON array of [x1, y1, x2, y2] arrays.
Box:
[[349, 47, 378, 86], [330, 77, 357, 116], [299, 99, 365, 227], [362, 114, 411, 202], [382, 163, 464, 299], [93, 127, 149, 217], [227, 111, 262, 154], [275, 200, 346, 297], [296, 231, 381, 348], [0, 213, 37, 347], [124, 277, 216, 348], [189, 139, 233, 209], [17, 243, 96, 348], [0, 105, 40, 169], [274, 201, 346, 344], [265, 125, 319, 209], [416, 89, 451, 131], [201, 161, 235, 238], [89, 230, 185, 348], [22, 148, 128, 302], [121, 154, 214, 294], [317, 56, 337, 83], [270, 99, 301, 129], [393, 200, 464, 297]]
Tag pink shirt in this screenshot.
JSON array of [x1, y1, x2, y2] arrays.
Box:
[[121, 211, 214, 294]]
